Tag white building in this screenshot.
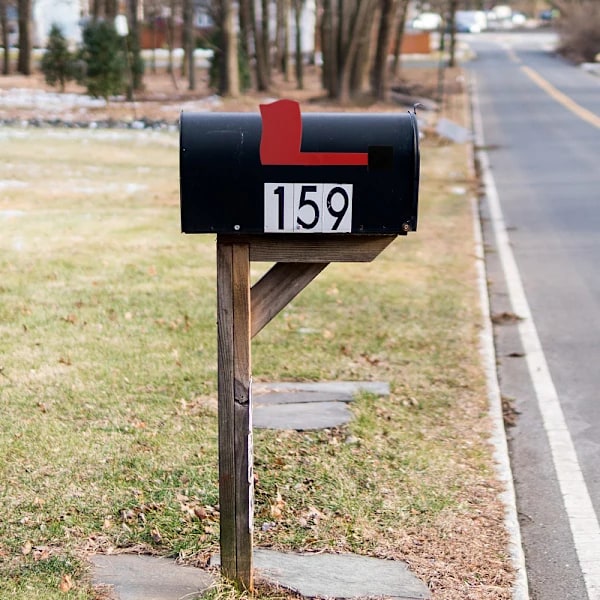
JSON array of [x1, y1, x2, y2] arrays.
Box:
[[33, 0, 87, 47]]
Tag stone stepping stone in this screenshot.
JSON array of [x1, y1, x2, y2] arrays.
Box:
[[252, 381, 389, 431], [90, 554, 215, 600], [212, 549, 430, 599]]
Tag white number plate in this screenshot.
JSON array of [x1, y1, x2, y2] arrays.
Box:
[[264, 183, 353, 233]]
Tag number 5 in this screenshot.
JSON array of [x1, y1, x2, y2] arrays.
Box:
[[296, 185, 320, 230]]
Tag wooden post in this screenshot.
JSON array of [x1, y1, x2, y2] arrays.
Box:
[[217, 240, 253, 590], [214, 235, 395, 589]]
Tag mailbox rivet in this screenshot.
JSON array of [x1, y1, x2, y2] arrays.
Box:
[[402, 222, 412, 233], [234, 225, 240, 231]]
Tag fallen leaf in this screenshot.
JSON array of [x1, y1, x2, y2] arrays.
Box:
[[33, 546, 51, 561], [194, 506, 208, 520], [270, 491, 286, 520], [151, 528, 162, 544], [59, 574, 73, 592]]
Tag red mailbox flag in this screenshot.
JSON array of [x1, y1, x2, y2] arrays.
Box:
[[259, 99, 369, 167]]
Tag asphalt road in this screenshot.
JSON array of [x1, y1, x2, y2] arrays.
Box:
[[466, 31, 600, 600]]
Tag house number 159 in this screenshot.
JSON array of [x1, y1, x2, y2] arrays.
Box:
[[264, 183, 353, 233]]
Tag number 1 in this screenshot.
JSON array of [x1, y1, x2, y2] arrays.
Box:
[[274, 185, 285, 230]]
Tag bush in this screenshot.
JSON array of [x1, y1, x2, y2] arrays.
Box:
[[557, 3, 600, 63], [40, 24, 74, 92], [77, 20, 126, 101]]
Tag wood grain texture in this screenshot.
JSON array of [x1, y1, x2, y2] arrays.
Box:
[[218, 234, 397, 262], [216, 240, 253, 590]]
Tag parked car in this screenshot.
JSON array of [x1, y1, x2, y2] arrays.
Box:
[[454, 10, 487, 33]]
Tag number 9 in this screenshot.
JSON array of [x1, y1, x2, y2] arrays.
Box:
[[326, 187, 349, 231]]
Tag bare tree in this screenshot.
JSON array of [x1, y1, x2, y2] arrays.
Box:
[[183, 0, 195, 89], [371, 0, 398, 100], [321, 0, 378, 103], [248, 0, 270, 90], [447, 0, 459, 67], [0, 0, 9, 74], [17, 0, 31, 75], [166, 0, 178, 77], [292, 0, 305, 88], [222, 0, 239, 96], [126, 0, 144, 94], [390, 0, 410, 78], [91, 0, 118, 20], [275, 0, 291, 80]]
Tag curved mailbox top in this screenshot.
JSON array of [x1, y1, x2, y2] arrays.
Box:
[[180, 100, 419, 235]]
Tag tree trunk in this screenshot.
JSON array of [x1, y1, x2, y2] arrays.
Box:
[[351, 1, 377, 96], [222, 0, 239, 97], [17, 0, 31, 75], [320, 0, 338, 97], [293, 0, 304, 89], [279, 0, 291, 80], [275, 0, 284, 74], [183, 0, 195, 89], [251, 0, 270, 90], [391, 0, 410, 78], [447, 0, 458, 67], [337, 0, 376, 103], [238, 0, 251, 67], [106, 0, 117, 20], [127, 0, 143, 92], [0, 0, 9, 75], [261, 0, 270, 70], [167, 0, 176, 78], [371, 0, 397, 100]]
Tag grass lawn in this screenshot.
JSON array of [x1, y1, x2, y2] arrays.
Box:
[[0, 118, 513, 599]]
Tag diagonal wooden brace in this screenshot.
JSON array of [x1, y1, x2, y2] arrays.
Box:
[[251, 262, 328, 338]]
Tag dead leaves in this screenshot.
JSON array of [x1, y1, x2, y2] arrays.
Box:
[[113, 492, 220, 550], [260, 487, 329, 536], [297, 506, 326, 529], [59, 573, 73, 592], [177, 493, 219, 530], [269, 491, 286, 521]]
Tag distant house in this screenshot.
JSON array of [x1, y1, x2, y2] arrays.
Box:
[[33, 0, 86, 47]]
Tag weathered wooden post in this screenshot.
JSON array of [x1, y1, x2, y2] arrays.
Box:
[[216, 240, 252, 584], [180, 100, 420, 590]]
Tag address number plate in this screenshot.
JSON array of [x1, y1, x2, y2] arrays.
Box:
[[264, 183, 353, 233]]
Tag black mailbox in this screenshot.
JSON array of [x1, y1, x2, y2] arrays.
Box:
[[180, 99, 419, 235]]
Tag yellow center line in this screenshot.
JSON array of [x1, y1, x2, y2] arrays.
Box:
[[521, 64, 600, 129]]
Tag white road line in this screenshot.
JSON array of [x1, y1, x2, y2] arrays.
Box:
[[471, 73, 600, 600]]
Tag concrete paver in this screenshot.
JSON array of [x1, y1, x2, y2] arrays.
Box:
[[253, 400, 353, 430], [212, 549, 430, 599], [253, 381, 389, 431], [253, 549, 430, 599], [90, 554, 215, 600]]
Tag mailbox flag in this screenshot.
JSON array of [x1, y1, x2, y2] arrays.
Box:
[[259, 100, 369, 167]]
